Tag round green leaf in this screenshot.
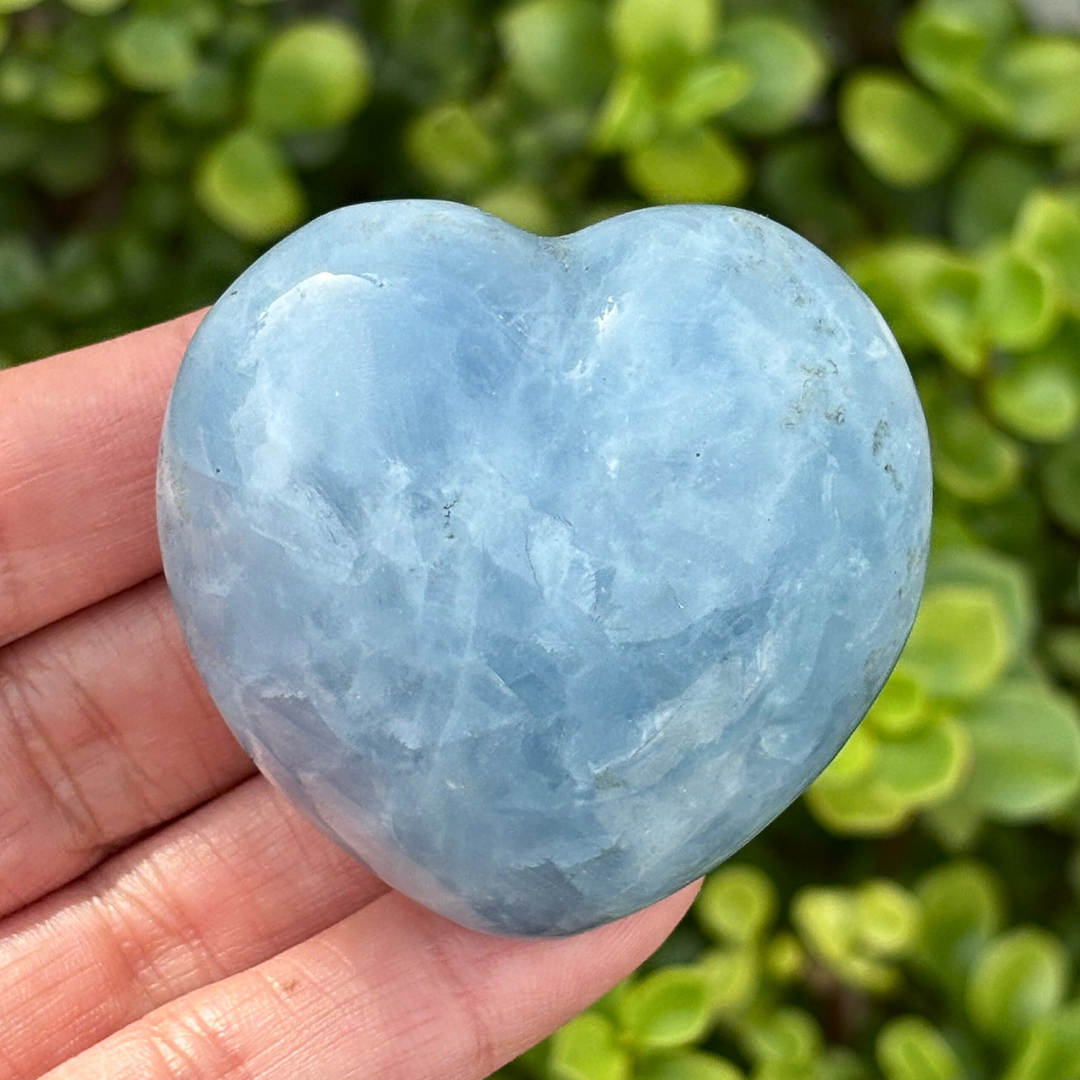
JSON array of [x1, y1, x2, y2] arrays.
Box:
[[902, 584, 1011, 698], [1004, 1001, 1080, 1080], [250, 21, 371, 133], [949, 147, 1043, 249], [607, 0, 717, 65], [62, 0, 126, 14], [926, 545, 1037, 654], [406, 102, 502, 192], [550, 1012, 630, 1080], [875, 716, 971, 804], [1013, 192, 1080, 312], [915, 859, 1005, 991], [697, 946, 759, 1013], [593, 70, 661, 152], [37, 70, 107, 122], [931, 404, 1023, 502], [635, 1051, 745, 1080], [866, 668, 929, 737], [855, 880, 922, 958], [0, 0, 40, 12], [475, 181, 558, 235], [108, 15, 197, 91], [967, 927, 1069, 1045], [741, 1007, 823, 1065], [719, 15, 829, 135], [195, 128, 304, 241], [841, 71, 963, 188], [1042, 437, 1080, 533], [914, 258, 987, 373], [0, 235, 44, 310], [624, 127, 749, 204], [987, 351, 1080, 443], [999, 36, 1080, 142], [978, 246, 1061, 352], [960, 679, 1080, 820], [616, 967, 712, 1050], [169, 61, 234, 126], [806, 772, 911, 836], [877, 1016, 964, 1080], [696, 865, 777, 945], [666, 58, 753, 129], [498, 0, 612, 106]]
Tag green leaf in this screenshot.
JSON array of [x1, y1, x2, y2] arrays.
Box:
[[875, 717, 971, 804], [635, 1052, 745, 1080], [899, 0, 1018, 125], [1004, 1001, 1080, 1080], [37, 69, 107, 122], [0, 235, 44, 311], [902, 585, 1011, 698], [666, 58, 753, 129], [697, 946, 759, 1013], [718, 15, 829, 135], [986, 350, 1080, 443], [593, 70, 662, 151], [406, 102, 502, 192], [792, 887, 899, 992], [108, 14, 197, 91], [169, 61, 235, 126], [998, 36, 1080, 143], [549, 1012, 630, 1080], [1042, 436, 1080, 534], [960, 679, 1080, 820], [624, 127, 749, 203], [250, 20, 371, 133], [916, 859, 1005, 990], [1013, 192, 1080, 313], [949, 147, 1044, 249], [62, 0, 126, 14], [967, 927, 1069, 1046], [876, 1016, 965, 1080], [866, 668, 929, 737], [931, 404, 1024, 502], [0, 0, 40, 12], [978, 245, 1061, 352], [607, 0, 716, 66], [840, 71, 963, 189], [498, 0, 612, 106], [806, 772, 911, 836], [696, 865, 777, 945], [913, 258, 987, 373], [855, 880, 923, 958], [475, 182, 558, 235], [616, 967, 712, 1050], [926, 545, 1036, 655], [195, 128, 304, 242], [741, 1007, 824, 1065]]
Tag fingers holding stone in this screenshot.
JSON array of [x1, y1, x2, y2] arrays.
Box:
[[0, 776, 387, 1080], [40, 882, 700, 1080], [0, 312, 202, 647], [0, 575, 252, 917]]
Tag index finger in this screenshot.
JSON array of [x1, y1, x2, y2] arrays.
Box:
[[0, 312, 204, 646]]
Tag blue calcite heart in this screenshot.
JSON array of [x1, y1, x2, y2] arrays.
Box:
[[158, 200, 931, 937]]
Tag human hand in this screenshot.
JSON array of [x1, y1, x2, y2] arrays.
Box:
[[0, 314, 699, 1080]]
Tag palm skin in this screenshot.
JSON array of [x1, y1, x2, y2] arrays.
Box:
[[0, 313, 697, 1080]]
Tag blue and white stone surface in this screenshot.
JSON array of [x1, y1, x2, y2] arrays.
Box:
[[157, 201, 932, 937]]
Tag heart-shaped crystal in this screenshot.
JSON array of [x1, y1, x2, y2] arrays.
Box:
[[158, 201, 931, 936]]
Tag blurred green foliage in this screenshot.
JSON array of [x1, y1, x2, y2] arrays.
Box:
[[4, 0, 1080, 1074]]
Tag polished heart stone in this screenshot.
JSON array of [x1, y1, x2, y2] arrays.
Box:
[[157, 200, 932, 937]]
